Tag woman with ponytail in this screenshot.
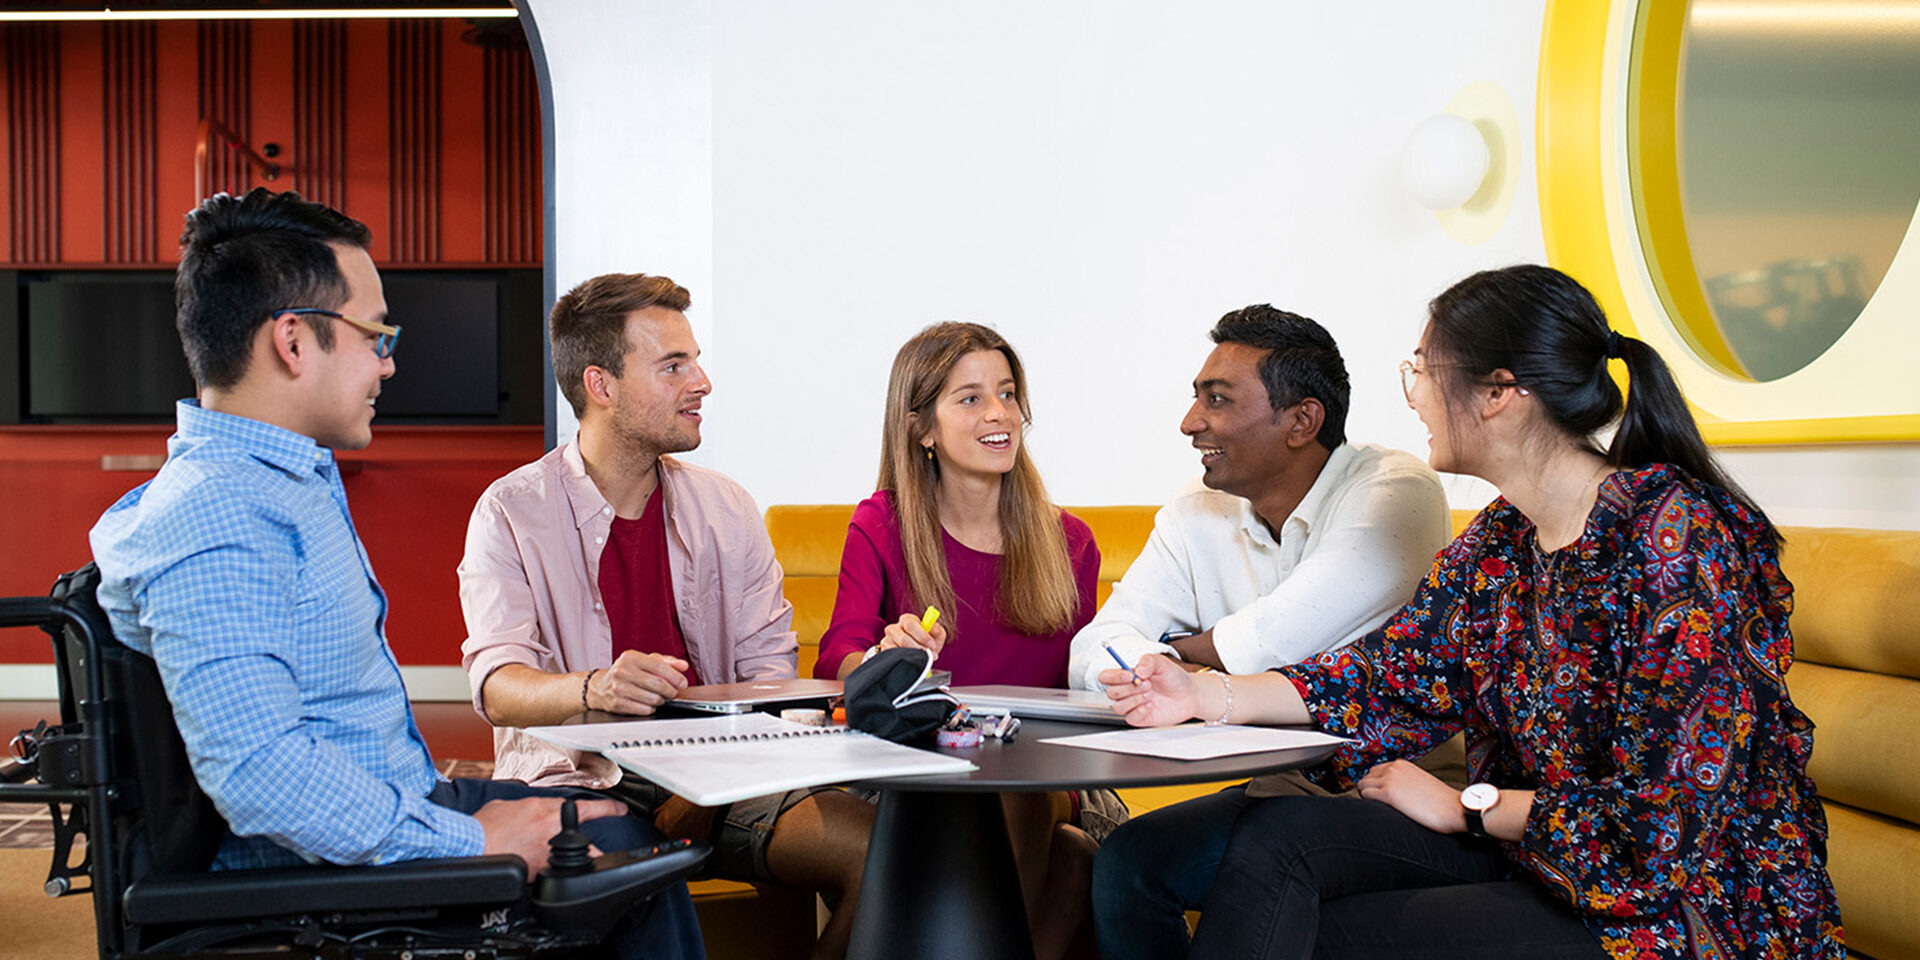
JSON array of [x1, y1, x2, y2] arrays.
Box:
[[818, 321, 1115, 960], [1095, 265, 1842, 959]]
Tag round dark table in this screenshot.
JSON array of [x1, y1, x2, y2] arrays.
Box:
[[842, 719, 1340, 960]]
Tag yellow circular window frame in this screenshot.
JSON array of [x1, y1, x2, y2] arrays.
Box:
[[1539, 0, 1920, 444]]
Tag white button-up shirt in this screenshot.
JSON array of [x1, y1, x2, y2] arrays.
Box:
[[1069, 443, 1451, 691]]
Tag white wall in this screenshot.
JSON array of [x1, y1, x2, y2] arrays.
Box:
[[527, 0, 1920, 530], [526, 0, 715, 443]]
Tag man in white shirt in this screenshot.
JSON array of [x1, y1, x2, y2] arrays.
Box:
[[1081, 304, 1454, 960], [1068, 305, 1451, 693]]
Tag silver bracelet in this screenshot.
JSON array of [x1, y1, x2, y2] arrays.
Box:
[[1205, 672, 1234, 726]]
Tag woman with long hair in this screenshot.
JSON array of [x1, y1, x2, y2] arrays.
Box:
[[1097, 265, 1843, 959], [817, 321, 1111, 959], [817, 321, 1095, 684]]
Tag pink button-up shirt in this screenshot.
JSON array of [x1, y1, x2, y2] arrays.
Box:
[[458, 442, 797, 787]]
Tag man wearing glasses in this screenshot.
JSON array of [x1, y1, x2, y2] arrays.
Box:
[[88, 189, 704, 960], [1070, 305, 1454, 960]]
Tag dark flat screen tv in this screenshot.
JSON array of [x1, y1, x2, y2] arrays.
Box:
[[24, 272, 193, 421], [11, 268, 543, 425]]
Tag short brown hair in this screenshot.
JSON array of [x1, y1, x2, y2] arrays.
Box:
[[549, 272, 692, 417]]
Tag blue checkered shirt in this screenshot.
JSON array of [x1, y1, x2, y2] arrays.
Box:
[[90, 400, 484, 869]]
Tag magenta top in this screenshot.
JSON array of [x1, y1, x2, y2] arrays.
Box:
[[815, 490, 1100, 686]]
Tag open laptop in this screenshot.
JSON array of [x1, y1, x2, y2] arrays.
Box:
[[669, 678, 844, 715], [949, 684, 1129, 725]]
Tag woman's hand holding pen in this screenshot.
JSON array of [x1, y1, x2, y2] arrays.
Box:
[[1100, 653, 1202, 727], [877, 612, 948, 657]]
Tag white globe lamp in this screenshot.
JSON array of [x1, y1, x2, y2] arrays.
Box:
[[1400, 113, 1491, 210]]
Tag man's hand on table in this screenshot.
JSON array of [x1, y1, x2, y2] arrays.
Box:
[[585, 651, 691, 716]]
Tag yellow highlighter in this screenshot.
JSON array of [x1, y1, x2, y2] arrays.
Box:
[[919, 606, 941, 632]]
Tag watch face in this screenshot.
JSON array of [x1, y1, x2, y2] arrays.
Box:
[[1462, 783, 1499, 811]]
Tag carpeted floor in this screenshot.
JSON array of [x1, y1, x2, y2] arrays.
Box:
[[2, 847, 97, 960]]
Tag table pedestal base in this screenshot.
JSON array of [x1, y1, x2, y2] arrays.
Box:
[[846, 790, 1032, 960]]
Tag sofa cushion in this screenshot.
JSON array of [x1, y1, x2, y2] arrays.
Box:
[[1070, 505, 1161, 583], [1821, 801, 1920, 960], [765, 504, 857, 578], [1788, 661, 1920, 827], [1779, 526, 1920, 679]]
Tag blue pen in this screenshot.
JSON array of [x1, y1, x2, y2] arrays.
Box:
[[1101, 641, 1141, 684]]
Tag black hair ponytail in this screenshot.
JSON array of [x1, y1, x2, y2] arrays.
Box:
[[1427, 265, 1775, 544]]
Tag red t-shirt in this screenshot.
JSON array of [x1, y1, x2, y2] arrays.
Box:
[[598, 485, 700, 685]]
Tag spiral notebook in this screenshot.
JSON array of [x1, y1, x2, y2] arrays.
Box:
[[525, 713, 977, 805]]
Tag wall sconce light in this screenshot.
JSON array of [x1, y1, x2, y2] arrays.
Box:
[[1399, 81, 1520, 245], [1401, 113, 1489, 210]]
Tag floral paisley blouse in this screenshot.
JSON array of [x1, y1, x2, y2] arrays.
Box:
[[1280, 465, 1844, 960]]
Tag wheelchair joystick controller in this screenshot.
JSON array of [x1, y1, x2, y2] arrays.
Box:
[[531, 797, 712, 939], [546, 799, 595, 876]]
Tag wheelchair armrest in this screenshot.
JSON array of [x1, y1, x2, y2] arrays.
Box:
[[0, 596, 58, 630], [122, 855, 530, 925]]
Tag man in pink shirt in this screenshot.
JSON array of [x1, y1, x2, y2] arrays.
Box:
[[458, 273, 874, 958]]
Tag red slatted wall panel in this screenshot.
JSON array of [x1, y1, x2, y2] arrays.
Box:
[[197, 21, 251, 196], [102, 22, 159, 263], [4, 25, 61, 264], [1, 19, 538, 270], [484, 41, 540, 264], [387, 20, 440, 265], [291, 20, 348, 214]]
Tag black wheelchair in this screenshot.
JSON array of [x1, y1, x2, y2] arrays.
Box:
[[0, 564, 707, 959]]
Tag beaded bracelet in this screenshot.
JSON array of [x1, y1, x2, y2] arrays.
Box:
[[1205, 672, 1235, 726], [581, 668, 601, 714]]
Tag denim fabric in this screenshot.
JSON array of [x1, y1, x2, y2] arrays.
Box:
[[1091, 784, 1255, 960], [1190, 796, 1604, 960]]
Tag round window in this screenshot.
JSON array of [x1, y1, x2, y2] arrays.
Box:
[[1634, 0, 1920, 382]]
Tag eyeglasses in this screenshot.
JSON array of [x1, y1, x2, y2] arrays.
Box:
[[1399, 359, 1448, 402], [1399, 359, 1527, 401], [276, 308, 401, 359]]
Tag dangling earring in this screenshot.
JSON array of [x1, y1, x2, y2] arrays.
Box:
[[923, 446, 935, 462]]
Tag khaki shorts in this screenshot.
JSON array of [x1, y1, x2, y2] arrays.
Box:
[[609, 777, 854, 883]]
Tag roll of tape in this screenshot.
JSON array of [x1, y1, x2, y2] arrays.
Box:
[[935, 726, 982, 748], [781, 708, 827, 727]]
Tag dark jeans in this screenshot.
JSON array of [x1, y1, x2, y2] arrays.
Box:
[[431, 778, 706, 960], [1092, 784, 1255, 960], [1190, 796, 1606, 960]]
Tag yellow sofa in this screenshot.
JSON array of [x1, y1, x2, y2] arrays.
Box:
[[765, 504, 1919, 960], [1776, 528, 1920, 960]]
